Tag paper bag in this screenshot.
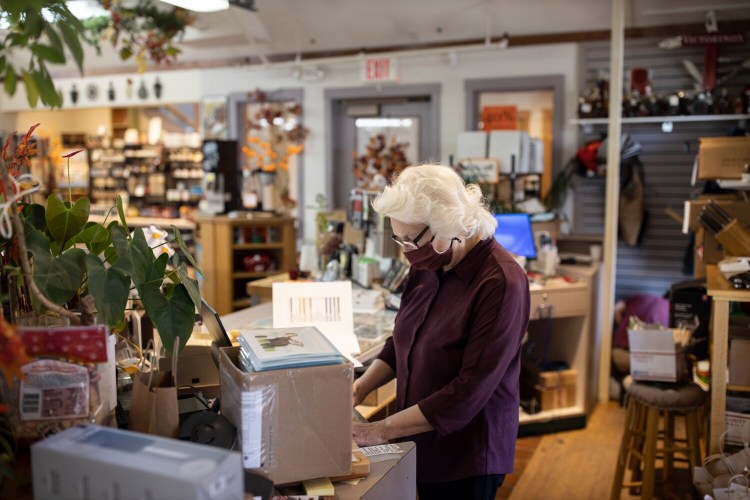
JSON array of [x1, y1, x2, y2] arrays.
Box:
[[128, 341, 180, 438]]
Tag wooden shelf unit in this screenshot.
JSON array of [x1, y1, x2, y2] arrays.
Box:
[[706, 265, 750, 454], [197, 215, 296, 315]]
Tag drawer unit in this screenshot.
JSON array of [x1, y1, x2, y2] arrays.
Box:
[[530, 287, 589, 318]]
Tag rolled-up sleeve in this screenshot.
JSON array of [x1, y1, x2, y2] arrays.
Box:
[[376, 336, 397, 373], [417, 270, 528, 436]]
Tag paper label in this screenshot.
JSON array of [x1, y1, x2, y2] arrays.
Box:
[[241, 389, 263, 468], [360, 444, 403, 457]]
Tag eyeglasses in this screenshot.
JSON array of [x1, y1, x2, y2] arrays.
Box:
[[391, 225, 433, 252]]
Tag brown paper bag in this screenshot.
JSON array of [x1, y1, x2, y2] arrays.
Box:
[[128, 339, 180, 438]]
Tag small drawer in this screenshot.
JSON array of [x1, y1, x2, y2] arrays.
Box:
[[530, 288, 588, 319]]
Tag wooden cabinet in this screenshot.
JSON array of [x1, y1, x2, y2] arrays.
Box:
[[197, 215, 296, 315], [707, 265, 750, 454]]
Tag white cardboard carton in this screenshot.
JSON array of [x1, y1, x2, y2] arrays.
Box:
[[488, 130, 530, 174], [628, 327, 690, 382], [31, 424, 243, 500]]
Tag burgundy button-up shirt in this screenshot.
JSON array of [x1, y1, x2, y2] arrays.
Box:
[[377, 237, 529, 482]]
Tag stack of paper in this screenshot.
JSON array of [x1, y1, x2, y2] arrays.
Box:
[[238, 326, 345, 372], [352, 289, 385, 314]]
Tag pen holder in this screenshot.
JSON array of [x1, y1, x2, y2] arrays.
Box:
[[715, 219, 750, 257]]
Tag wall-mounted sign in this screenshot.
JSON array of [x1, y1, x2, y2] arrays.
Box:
[[481, 105, 518, 131], [360, 57, 398, 83]]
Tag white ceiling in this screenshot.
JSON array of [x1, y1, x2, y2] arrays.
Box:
[[52, 0, 750, 74]]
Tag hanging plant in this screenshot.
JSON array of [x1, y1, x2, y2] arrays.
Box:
[[85, 0, 195, 73], [0, 0, 89, 108]]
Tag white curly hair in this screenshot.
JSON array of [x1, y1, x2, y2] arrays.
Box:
[[372, 164, 497, 240]]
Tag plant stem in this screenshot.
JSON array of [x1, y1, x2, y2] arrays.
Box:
[[67, 157, 72, 203], [0, 159, 79, 321]]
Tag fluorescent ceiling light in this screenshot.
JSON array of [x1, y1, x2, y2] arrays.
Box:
[[64, 0, 109, 20], [160, 0, 230, 12], [356, 118, 413, 128]]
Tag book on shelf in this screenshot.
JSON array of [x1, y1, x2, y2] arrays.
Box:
[[238, 326, 346, 372]]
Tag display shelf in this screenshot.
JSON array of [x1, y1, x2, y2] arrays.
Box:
[[570, 114, 750, 125], [232, 243, 286, 250], [519, 405, 584, 424], [232, 271, 276, 279], [197, 215, 296, 315], [706, 265, 750, 454], [727, 384, 750, 393]]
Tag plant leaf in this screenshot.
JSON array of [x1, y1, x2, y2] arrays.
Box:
[[58, 20, 84, 74], [4, 67, 17, 96], [45, 195, 90, 245], [171, 226, 203, 276], [22, 70, 39, 108], [85, 254, 130, 327], [115, 195, 129, 234], [21, 203, 47, 232], [32, 69, 62, 108], [25, 227, 85, 306], [145, 252, 169, 284], [139, 282, 195, 354], [43, 24, 64, 56], [30, 44, 65, 64], [175, 262, 201, 310], [74, 222, 111, 255], [111, 228, 152, 287]]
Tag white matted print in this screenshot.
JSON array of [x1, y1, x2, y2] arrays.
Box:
[[459, 158, 500, 184], [272, 281, 360, 355]]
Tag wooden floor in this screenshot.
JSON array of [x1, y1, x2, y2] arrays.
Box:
[[504, 401, 696, 500]]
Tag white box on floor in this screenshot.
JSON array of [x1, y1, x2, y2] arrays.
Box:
[[31, 424, 243, 500], [628, 327, 691, 382]]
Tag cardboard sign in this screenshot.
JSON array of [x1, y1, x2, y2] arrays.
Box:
[[481, 105, 518, 131]]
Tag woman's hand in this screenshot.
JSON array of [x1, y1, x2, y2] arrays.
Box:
[[352, 421, 389, 447]]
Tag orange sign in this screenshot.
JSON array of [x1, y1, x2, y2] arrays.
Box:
[[481, 106, 518, 130]]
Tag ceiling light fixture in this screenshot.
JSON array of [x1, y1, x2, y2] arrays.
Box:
[[159, 0, 230, 12]]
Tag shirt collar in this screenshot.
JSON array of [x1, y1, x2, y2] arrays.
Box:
[[449, 237, 494, 285]]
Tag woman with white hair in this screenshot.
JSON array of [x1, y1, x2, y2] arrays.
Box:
[[352, 164, 530, 500]]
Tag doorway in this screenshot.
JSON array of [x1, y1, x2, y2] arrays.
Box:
[[325, 84, 440, 209]]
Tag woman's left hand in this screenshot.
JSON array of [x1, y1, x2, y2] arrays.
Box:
[[352, 421, 389, 447]]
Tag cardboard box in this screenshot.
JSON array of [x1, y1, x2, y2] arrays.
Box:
[[32, 424, 243, 500], [698, 137, 750, 180], [488, 130, 530, 174], [535, 369, 577, 411], [537, 384, 576, 411], [361, 378, 396, 407], [628, 327, 690, 382], [219, 347, 352, 485], [730, 338, 750, 386]]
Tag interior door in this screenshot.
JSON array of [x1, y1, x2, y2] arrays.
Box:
[[332, 98, 435, 209]]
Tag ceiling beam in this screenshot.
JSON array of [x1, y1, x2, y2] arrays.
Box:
[[53, 18, 750, 77]]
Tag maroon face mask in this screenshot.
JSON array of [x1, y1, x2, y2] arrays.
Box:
[[404, 239, 456, 270]]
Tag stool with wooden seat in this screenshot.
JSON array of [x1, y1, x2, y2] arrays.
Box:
[[611, 376, 706, 499]]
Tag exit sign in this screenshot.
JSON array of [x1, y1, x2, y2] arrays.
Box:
[[361, 57, 398, 83]]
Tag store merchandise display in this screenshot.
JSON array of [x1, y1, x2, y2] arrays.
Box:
[[238, 326, 345, 371], [577, 72, 750, 119], [88, 139, 203, 218]]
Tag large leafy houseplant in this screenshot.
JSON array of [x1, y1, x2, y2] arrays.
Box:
[[0, 124, 201, 354]]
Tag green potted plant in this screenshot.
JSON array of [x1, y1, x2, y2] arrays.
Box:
[[1, 123, 201, 354]]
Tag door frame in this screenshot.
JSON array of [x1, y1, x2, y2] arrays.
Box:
[[464, 75, 565, 177], [324, 83, 441, 205]]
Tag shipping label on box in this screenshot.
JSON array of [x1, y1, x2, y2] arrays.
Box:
[[628, 328, 689, 382]]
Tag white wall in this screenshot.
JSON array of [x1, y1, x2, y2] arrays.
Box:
[[8, 108, 112, 139], [0, 43, 580, 238]]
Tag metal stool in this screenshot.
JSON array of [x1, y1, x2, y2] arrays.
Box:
[[611, 376, 706, 499]]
